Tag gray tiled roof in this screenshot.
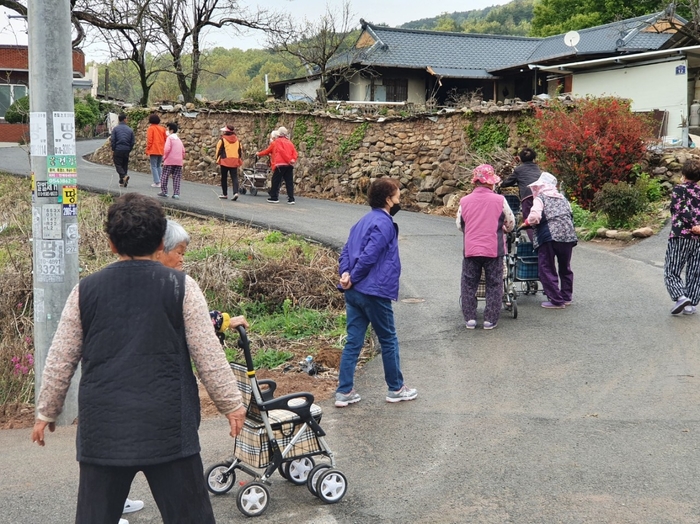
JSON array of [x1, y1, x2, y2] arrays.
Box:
[[525, 13, 677, 64], [357, 24, 541, 78], [356, 13, 679, 76]]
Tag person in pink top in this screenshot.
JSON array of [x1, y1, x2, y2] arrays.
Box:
[[158, 122, 186, 200], [456, 164, 515, 330]]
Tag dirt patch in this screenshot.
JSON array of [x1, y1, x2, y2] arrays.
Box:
[[0, 402, 36, 430], [200, 368, 337, 418]]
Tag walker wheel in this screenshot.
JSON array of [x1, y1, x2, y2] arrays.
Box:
[[236, 481, 270, 517], [204, 462, 235, 494], [282, 457, 315, 485], [251, 187, 258, 196], [315, 469, 347, 504], [240, 187, 247, 195], [511, 298, 518, 319], [307, 464, 331, 497]]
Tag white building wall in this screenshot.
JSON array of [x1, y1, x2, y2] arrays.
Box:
[[572, 59, 688, 142], [285, 78, 321, 102]]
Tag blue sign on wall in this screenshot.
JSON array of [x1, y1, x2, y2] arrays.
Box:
[[676, 65, 686, 75]]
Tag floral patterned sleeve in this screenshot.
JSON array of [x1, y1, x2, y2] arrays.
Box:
[[183, 275, 243, 415], [36, 285, 83, 422]]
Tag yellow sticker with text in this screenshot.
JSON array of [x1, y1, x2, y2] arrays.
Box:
[[62, 185, 77, 204]]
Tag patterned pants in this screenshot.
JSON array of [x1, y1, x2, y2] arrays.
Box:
[[664, 237, 700, 305], [461, 256, 502, 324], [161, 165, 182, 196]]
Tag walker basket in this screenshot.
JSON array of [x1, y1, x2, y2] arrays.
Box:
[[230, 363, 323, 469], [234, 405, 323, 469], [250, 174, 267, 188], [254, 162, 270, 174], [515, 241, 538, 280]]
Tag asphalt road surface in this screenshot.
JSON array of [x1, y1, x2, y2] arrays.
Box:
[[1, 141, 699, 523]]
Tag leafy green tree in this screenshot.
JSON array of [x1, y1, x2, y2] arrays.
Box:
[[462, 0, 533, 36], [434, 14, 459, 32], [4, 96, 29, 124], [531, 0, 662, 37]]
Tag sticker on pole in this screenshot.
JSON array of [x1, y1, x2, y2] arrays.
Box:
[[36, 181, 59, 198], [30, 112, 48, 157], [36, 239, 65, 283], [53, 112, 76, 156], [41, 204, 62, 239]]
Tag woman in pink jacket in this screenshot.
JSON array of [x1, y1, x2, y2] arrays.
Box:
[[456, 165, 515, 330], [158, 122, 186, 200]]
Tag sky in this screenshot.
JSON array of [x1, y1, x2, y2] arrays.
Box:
[[0, 0, 512, 62]]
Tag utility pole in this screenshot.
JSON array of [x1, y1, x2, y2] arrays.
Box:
[[28, 0, 80, 424]]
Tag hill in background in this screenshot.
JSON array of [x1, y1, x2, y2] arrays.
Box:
[[399, 0, 534, 36]]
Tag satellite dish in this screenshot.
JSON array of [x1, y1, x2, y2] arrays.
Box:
[[564, 31, 580, 48]]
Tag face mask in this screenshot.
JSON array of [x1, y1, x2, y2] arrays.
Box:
[[389, 203, 401, 216]]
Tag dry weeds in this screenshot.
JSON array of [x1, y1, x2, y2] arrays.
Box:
[[0, 175, 353, 428]]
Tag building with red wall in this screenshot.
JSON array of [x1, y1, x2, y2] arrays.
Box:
[[0, 45, 85, 142]]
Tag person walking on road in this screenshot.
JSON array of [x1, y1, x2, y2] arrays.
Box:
[[500, 147, 541, 238], [336, 178, 417, 407], [215, 124, 244, 201], [256, 126, 298, 205], [146, 113, 166, 188], [111, 113, 135, 188], [664, 158, 700, 315], [523, 172, 578, 309], [31, 193, 247, 524], [456, 164, 515, 330], [158, 122, 185, 200]]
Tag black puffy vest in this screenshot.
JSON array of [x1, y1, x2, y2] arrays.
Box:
[[77, 260, 200, 466]]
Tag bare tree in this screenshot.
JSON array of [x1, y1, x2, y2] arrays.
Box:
[[0, 0, 134, 47], [148, 0, 279, 104], [83, 0, 168, 106], [266, 0, 359, 104]]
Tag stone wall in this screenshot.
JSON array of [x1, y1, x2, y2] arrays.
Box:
[[89, 103, 692, 212], [89, 104, 530, 210]]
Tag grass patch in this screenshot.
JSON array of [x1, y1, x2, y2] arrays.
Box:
[[0, 173, 349, 407]]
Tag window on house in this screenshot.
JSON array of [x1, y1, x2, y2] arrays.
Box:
[[0, 85, 28, 120], [383, 78, 408, 102]]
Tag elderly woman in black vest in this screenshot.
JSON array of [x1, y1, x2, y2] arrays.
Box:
[[31, 193, 247, 524]]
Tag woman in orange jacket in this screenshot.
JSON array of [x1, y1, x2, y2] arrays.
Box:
[[146, 114, 166, 187], [215, 124, 244, 200]]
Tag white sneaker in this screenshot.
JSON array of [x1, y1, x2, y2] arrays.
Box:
[[123, 498, 144, 513], [119, 520, 129, 524]]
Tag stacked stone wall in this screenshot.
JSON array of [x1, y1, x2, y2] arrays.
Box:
[[88, 104, 690, 213]]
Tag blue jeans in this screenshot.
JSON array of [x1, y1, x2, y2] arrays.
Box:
[[150, 155, 163, 184], [337, 287, 404, 394]]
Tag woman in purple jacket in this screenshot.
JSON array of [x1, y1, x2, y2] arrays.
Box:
[[335, 178, 417, 408]]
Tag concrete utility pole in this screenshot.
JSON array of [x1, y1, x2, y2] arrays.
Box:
[[28, 0, 80, 424]]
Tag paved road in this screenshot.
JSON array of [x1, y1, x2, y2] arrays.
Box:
[[2, 141, 700, 523]]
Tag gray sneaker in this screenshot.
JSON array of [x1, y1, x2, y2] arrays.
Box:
[[672, 296, 691, 314], [335, 390, 361, 407], [386, 384, 417, 403]]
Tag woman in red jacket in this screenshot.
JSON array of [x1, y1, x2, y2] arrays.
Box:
[[145, 114, 166, 188], [256, 126, 298, 205]]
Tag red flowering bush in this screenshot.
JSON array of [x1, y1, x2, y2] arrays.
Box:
[[534, 97, 654, 208]]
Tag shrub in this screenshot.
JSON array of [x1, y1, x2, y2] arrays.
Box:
[[534, 97, 653, 208], [592, 181, 649, 228], [5, 96, 29, 124], [465, 117, 510, 154]]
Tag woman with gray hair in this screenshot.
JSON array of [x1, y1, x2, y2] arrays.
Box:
[[159, 219, 190, 271]]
